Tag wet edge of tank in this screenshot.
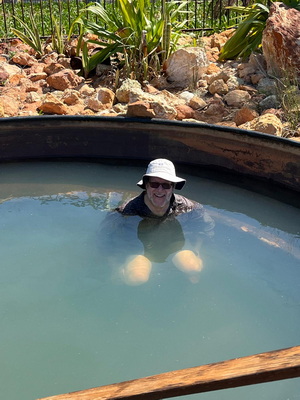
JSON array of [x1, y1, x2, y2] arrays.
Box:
[[0, 115, 299, 207]]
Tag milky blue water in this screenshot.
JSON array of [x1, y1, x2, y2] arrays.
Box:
[[0, 162, 299, 400]]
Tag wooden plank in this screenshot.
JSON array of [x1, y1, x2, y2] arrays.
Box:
[[37, 346, 300, 400]]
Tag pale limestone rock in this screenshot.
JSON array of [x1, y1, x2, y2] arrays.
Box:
[[178, 91, 194, 102], [151, 101, 177, 120], [160, 90, 185, 106], [116, 79, 142, 103], [26, 92, 41, 103], [224, 90, 251, 107], [227, 76, 244, 90], [164, 47, 209, 88], [239, 113, 283, 136], [113, 103, 128, 115]]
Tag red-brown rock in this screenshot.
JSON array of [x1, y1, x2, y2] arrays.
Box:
[[46, 70, 84, 90], [262, 2, 300, 78], [175, 104, 195, 120]]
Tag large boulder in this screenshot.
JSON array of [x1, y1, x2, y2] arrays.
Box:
[[164, 47, 209, 89], [262, 2, 300, 78]]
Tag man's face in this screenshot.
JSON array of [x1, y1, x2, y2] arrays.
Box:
[[145, 177, 173, 215]]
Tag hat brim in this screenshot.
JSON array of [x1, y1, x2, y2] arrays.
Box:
[[137, 172, 186, 190]]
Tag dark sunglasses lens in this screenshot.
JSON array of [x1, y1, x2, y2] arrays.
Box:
[[149, 182, 172, 189]]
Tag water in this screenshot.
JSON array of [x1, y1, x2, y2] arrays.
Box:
[[0, 162, 299, 400]]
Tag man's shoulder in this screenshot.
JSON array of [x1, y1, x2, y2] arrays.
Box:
[[173, 194, 203, 212], [116, 192, 146, 216]]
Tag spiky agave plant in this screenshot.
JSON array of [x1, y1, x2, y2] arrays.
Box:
[[74, 0, 190, 81]]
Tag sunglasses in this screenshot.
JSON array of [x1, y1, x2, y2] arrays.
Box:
[[148, 181, 173, 189]]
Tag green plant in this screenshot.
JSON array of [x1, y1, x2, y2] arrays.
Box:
[[11, 13, 43, 57], [51, 16, 65, 55], [74, 0, 190, 81], [218, 3, 269, 61], [276, 72, 300, 136], [219, 0, 300, 62]]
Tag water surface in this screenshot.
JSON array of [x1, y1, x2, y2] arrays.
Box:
[[0, 162, 299, 400]]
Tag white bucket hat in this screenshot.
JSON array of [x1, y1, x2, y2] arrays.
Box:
[[137, 159, 186, 190]]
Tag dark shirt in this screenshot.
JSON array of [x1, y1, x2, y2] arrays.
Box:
[[99, 192, 214, 263], [116, 192, 214, 235]]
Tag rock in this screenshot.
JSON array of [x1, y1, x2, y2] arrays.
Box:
[[164, 47, 209, 88], [85, 97, 107, 112], [28, 72, 48, 82], [126, 101, 155, 118], [0, 31, 297, 137], [206, 63, 221, 75], [224, 89, 251, 107], [150, 101, 177, 120], [116, 79, 142, 103], [44, 63, 65, 75], [62, 89, 82, 105], [0, 95, 20, 117], [227, 76, 243, 90], [79, 84, 95, 97], [26, 92, 41, 103], [262, 2, 300, 78], [250, 73, 265, 85], [12, 52, 36, 66], [259, 95, 281, 111], [178, 91, 195, 102], [96, 87, 115, 108], [175, 104, 195, 120], [188, 95, 207, 110], [257, 77, 277, 96], [234, 106, 259, 126], [239, 113, 283, 136], [46, 70, 84, 90], [208, 79, 228, 95], [39, 92, 68, 114], [0, 62, 23, 79]]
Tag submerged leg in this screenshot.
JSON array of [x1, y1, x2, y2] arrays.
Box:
[[122, 254, 152, 286], [172, 250, 203, 283]]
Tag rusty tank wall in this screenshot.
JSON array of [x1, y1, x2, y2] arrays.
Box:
[[0, 116, 299, 203]]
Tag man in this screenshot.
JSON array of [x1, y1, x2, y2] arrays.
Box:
[[101, 159, 214, 285]]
